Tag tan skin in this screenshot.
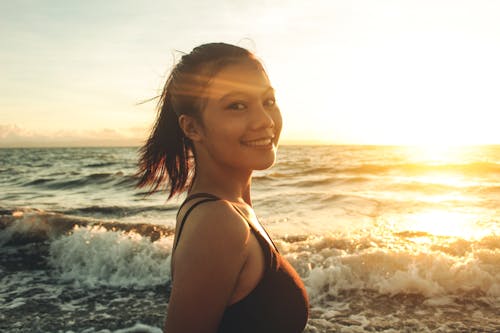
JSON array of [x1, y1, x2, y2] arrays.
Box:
[[164, 63, 282, 333]]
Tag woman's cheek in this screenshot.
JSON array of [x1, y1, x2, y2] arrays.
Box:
[[274, 108, 283, 139]]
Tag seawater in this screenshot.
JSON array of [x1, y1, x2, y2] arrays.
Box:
[[1, 145, 499, 332]]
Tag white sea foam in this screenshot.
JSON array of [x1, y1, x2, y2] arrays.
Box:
[[277, 233, 500, 304], [44, 222, 500, 298], [49, 225, 173, 287], [0, 208, 96, 246], [63, 323, 163, 333], [2, 226, 499, 332], [113, 323, 163, 333]]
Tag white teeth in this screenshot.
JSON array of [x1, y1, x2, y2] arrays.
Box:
[[242, 138, 272, 147]]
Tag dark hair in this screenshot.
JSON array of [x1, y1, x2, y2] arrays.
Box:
[[136, 42, 264, 199]]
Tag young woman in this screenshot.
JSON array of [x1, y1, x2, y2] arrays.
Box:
[[137, 43, 309, 333]]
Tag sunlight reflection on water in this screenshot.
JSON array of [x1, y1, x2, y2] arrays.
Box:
[[404, 210, 489, 239]]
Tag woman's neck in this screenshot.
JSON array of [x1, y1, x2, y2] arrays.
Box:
[[189, 163, 253, 207]]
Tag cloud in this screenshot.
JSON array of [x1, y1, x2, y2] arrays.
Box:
[[0, 124, 148, 147]]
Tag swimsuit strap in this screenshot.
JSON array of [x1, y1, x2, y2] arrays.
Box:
[[176, 192, 221, 218], [173, 192, 221, 251], [230, 204, 280, 254]]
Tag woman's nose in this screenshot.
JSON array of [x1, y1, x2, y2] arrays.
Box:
[[251, 103, 275, 130]]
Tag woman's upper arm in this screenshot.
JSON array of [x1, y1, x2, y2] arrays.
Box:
[[164, 200, 250, 333]]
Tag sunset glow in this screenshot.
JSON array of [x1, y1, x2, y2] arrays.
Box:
[[1, 1, 500, 147]]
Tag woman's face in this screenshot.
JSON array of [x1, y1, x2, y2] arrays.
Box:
[[195, 62, 282, 172]]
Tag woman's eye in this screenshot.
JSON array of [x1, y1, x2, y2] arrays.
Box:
[[227, 102, 246, 111], [264, 98, 276, 107]]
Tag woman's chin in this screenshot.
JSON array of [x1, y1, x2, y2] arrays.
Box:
[[254, 163, 275, 171], [252, 153, 277, 170]]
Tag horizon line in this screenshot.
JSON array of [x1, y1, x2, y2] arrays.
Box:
[[1, 142, 500, 149]]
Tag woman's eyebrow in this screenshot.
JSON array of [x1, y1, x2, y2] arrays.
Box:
[[262, 86, 275, 96], [218, 86, 275, 102]]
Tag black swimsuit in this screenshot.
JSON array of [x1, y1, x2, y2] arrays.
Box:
[[171, 193, 309, 333]]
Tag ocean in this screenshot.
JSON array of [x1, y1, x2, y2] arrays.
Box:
[[1, 145, 499, 332]]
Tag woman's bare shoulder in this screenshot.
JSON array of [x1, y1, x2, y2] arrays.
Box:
[[174, 199, 251, 259]]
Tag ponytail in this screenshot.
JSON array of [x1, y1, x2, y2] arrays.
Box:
[[136, 81, 193, 199]]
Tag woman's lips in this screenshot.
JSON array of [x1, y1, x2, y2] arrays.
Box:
[[241, 136, 275, 148]]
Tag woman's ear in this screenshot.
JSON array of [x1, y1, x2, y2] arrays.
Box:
[[178, 115, 203, 142]]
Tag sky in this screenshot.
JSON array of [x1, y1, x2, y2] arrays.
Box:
[[1, 0, 500, 147]]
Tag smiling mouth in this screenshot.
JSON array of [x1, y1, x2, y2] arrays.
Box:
[[241, 137, 274, 147]]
